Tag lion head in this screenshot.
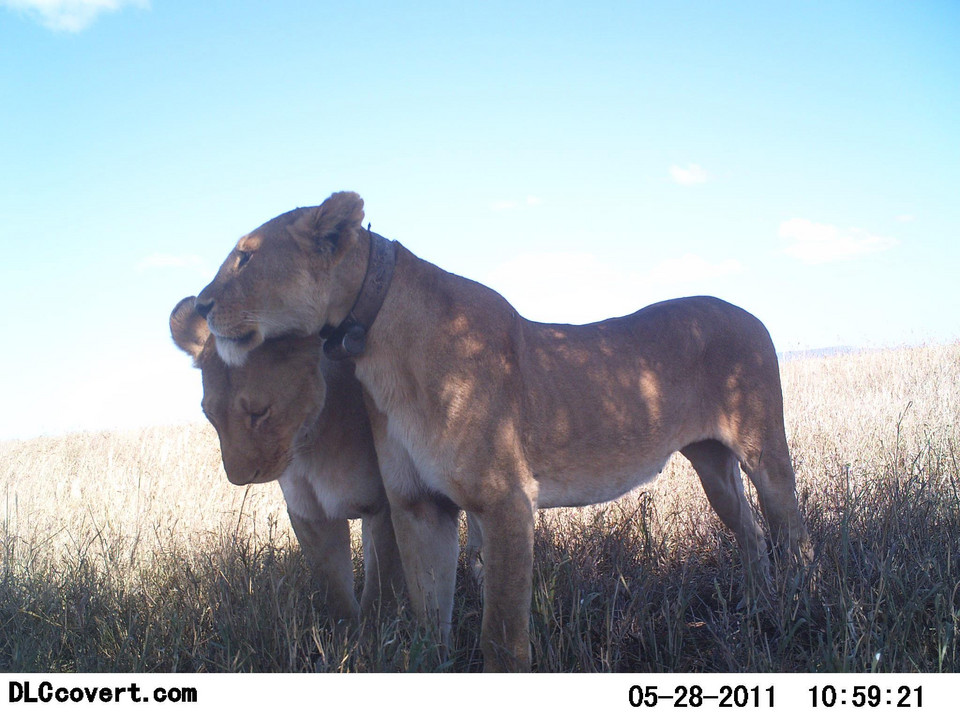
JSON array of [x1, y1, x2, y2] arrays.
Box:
[[195, 192, 368, 366], [169, 296, 327, 485]]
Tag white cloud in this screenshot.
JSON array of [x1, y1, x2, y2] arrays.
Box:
[[490, 195, 543, 212], [136, 252, 206, 273], [484, 251, 742, 324], [895, 214, 915, 223], [669, 163, 709, 186], [779, 218, 898, 264], [1, 0, 148, 33]]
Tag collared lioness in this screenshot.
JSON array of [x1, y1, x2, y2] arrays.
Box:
[[169, 296, 407, 621], [195, 191, 812, 671]]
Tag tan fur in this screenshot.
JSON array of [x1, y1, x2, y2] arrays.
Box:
[[196, 192, 813, 671], [169, 296, 406, 621]]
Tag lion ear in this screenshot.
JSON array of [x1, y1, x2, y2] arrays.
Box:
[[290, 191, 365, 254], [170, 296, 210, 363]]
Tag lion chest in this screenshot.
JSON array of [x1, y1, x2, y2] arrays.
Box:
[[278, 451, 383, 521]]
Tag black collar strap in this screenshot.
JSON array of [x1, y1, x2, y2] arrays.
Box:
[[320, 227, 398, 361]]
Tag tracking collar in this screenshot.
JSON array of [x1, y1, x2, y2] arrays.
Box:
[[320, 227, 397, 361]]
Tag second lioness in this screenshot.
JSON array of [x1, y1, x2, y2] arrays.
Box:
[[170, 296, 407, 621]]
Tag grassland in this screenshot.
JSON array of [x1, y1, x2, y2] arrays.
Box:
[[2, 342, 958, 672]]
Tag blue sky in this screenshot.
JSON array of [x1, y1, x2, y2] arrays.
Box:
[[1, 0, 958, 439]]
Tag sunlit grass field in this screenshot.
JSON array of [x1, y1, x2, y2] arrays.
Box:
[[2, 343, 958, 672]]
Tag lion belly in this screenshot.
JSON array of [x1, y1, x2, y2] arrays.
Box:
[[535, 456, 669, 509]]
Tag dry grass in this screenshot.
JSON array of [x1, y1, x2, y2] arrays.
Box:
[[2, 343, 958, 672]]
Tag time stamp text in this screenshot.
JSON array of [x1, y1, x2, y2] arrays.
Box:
[[628, 683, 925, 710]]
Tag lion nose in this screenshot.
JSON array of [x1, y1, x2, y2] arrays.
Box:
[[195, 296, 214, 319]]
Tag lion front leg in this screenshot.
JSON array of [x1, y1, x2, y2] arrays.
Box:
[[287, 510, 360, 623], [388, 491, 460, 654], [464, 511, 484, 588], [476, 487, 536, 672], [359, 504, 406, 617]]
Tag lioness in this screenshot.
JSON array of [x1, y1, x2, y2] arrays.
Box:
[[170, 296, 407, 622], [195, 191, 813, 671]]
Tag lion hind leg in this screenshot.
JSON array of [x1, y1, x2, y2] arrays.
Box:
[[737, 434, 813, 570], [681, 440, 770, 586]]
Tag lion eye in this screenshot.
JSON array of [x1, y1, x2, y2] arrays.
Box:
[[248, 406, 271, 430], [237, 250, 253, 270]]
